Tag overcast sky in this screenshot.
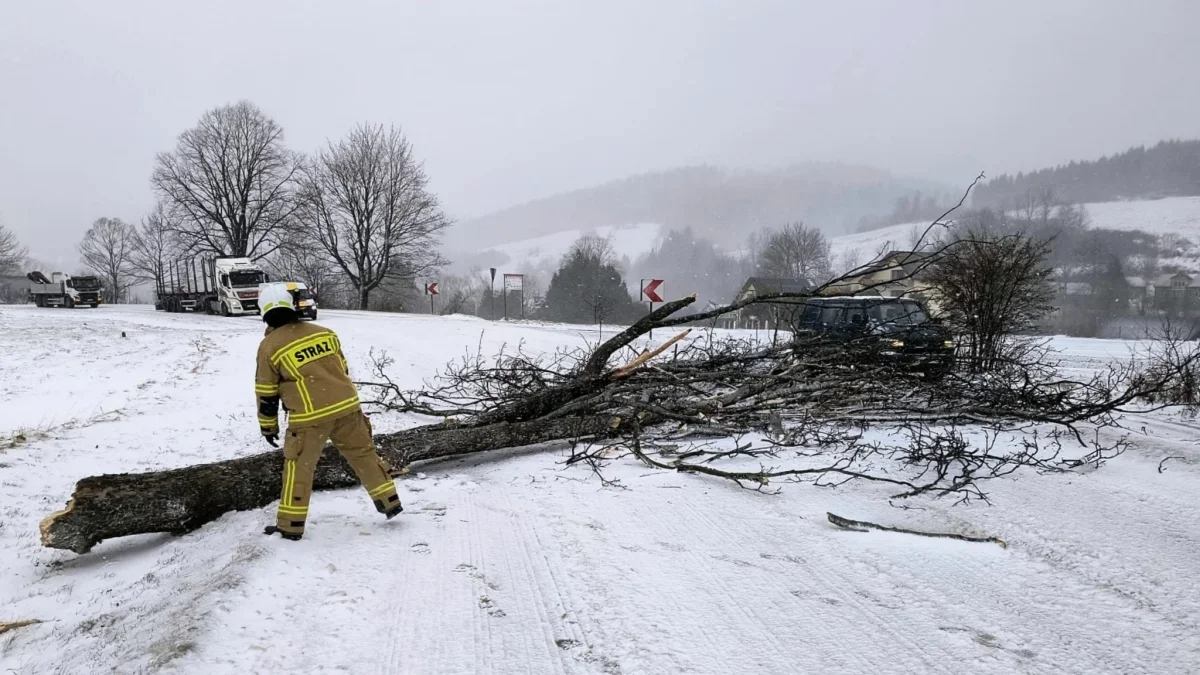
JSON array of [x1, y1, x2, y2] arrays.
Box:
[[3, 0, 1199, 266]]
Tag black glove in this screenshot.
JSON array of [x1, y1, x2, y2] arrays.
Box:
[[264, 433, 279, 448]]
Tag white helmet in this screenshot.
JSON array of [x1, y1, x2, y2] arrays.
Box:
[[258, 283, 295, 317]]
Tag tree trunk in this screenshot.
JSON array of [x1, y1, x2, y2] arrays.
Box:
[[40, 415, 622, 554], [359, 286, 370, 310]]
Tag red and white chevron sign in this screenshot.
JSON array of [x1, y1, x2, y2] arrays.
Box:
[[425, 282, 439, 296], [641, 279, 664, 303]]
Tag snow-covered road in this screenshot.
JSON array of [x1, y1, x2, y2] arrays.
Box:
[[1, 304, 1198, 674]]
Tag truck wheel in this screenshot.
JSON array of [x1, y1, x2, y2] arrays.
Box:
[[310, 310, 318, 320], [220, 301, 230, 317], [64, 296, 75, 309]]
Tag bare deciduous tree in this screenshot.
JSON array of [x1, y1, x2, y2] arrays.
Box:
[[928, 228, 1055, 372], [1012, 186, 1060, 225], [437, 268, 491, 316], [266, 233, 347, 304], [299, 123, 450, 310], [151, 101, 299, 259], [79, 218, 138, 303], [757, 222, 831, 282], [130, 204, 177, 288], [0, 219, 27, 275], [836, 247, 862, 275]]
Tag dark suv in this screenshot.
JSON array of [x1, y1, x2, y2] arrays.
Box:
[[792, 296, 955, 374]]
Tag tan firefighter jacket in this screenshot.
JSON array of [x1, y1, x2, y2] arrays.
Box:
[[255, 321, 359, 431]]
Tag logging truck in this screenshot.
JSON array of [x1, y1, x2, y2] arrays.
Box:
[[26, 271, 104, 308], [156, 257, 268, 316]]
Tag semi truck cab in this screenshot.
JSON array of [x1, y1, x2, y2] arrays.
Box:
[[212, 258, 267, 316]]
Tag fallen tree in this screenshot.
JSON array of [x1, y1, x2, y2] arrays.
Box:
[[42, 288, 1192, 554], [40, 181, 1199, 554], [40, 298, 696, 555], [40, 413, 629, 554]]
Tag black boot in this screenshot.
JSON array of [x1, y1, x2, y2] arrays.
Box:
[[263, 525, 303, 541], [375, 494, 403, 519]]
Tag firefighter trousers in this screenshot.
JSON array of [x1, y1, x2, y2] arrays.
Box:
[[276, 411, 401, 536]]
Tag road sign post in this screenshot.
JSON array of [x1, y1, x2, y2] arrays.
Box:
[[489, 268, 497, 320], [641, 278, 664, 338], [425, 281, 439, 315]]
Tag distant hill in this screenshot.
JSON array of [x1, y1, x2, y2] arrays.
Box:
[[446, 164, 951, 254], [973, 139, 1200, 208]]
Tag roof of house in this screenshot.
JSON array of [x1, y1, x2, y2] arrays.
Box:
[[1148, 272, 1200, 288], [1059, 282, 1094, 296], [739, 277, 813, 296], [850, 250, 936, 278]]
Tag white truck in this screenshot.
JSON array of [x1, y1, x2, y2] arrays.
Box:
[[156, 257, 269, 316], [27, 271, 104, 308]]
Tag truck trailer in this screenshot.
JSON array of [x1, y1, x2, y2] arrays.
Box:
[[156, 257, 268, 316], [27, 271, 104, 308]]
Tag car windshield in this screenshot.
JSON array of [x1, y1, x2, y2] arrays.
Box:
[[867, 300, 929, 326], [228, 270, 265, 288], [69, 277, 101, 291], [292, 288, 312, 301]]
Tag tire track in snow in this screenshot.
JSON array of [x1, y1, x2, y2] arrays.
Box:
[[497, 486, 614, 674], [836, 506, 1199, 674], [489, 488, 572, 675], [668, 493, 956, 674]]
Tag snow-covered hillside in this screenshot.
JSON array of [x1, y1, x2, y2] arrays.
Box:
[[479, 222, 662, 270], [829, 195, 1200, 267], [1085, 195, 1200, 236], [1, 305, 1199, 674], [459, 197, 1200, 277]]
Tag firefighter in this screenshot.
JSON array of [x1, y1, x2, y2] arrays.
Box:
[[255, 283, 402, 540]]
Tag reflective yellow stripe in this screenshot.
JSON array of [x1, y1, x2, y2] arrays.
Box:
[[258, 416, 277, 427], [282, 459, 295, 504], [277, 505, 308, 515], [271, 332, 336, 365], [368, 481, 396, 498], [279, 359, 314, 412], [255, 384, 280, 395], [288, 396, 360, 424]]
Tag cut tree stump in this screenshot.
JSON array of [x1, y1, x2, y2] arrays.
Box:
[[41, 415, 622, 554]]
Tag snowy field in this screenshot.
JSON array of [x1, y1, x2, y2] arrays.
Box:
[[1, 304, 1199, 674]]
